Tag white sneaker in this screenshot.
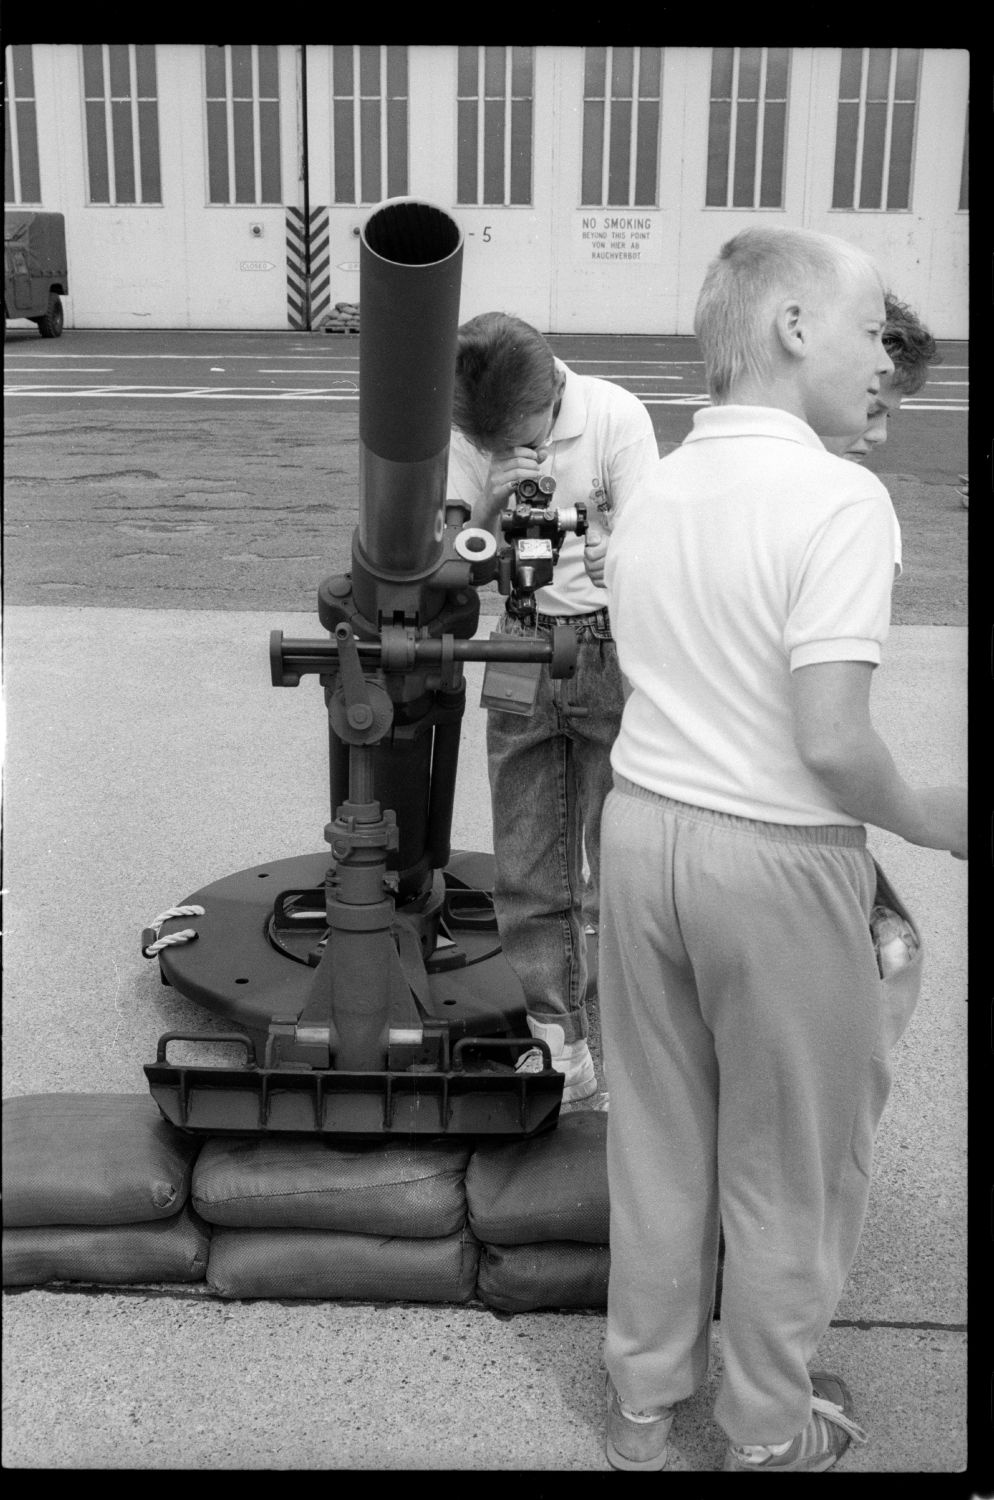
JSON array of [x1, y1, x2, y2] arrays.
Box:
[[561, 1090, 609, 1113], [515, 1019, 598, 1102]]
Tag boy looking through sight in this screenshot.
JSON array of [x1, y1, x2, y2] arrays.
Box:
[[446, 312, 658, 1108]]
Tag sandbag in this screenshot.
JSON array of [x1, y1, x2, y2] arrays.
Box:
[[465, 1111, 609, 1245], [207, 1225, 480, 1301], [2, 1093, 201, 1227], [478, 1242, 724, 1317], [193, 1135, 470, 1235], [477, 1241, 610, 1313], [2, 1204, 211, 1286]]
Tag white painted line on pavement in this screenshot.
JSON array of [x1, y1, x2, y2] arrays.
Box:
[[258, 370, 359, 377], [7, 352, 361, 362], [9, 351, 966, 367], [3, 386, 363, 401], [641, 395, 710, 405], [571, 358, 704, 365], [3, 385, 968, 414]]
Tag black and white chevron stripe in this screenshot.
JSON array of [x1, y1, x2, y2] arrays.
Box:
[[308, 206, 330, 329], [285, 207, 308, 329], [286, 205, 330, 330]]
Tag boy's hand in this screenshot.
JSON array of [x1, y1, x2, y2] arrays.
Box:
[[919, 786, 968, 859], [584, 529, 610, 587], [474, 446, 549, 530]]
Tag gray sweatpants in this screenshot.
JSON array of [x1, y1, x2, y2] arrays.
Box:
[[600, 775, 916, 1446]]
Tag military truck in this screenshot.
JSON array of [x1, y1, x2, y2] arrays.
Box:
[[4, 210, 69, 337]]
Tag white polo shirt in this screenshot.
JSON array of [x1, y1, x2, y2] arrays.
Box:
[[447, 359, 659, 616], [607, 405, 901, 825]]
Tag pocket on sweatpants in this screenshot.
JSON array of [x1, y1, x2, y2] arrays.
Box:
[[871, 859, 924, 1057]]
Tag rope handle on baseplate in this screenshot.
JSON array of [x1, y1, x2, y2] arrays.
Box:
[[141, 905, 205, 958]]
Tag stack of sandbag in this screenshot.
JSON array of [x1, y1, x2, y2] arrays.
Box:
[[321, 300, 360, 334], [3, 1098, 624, 1312], [193, 1135, 479, 1302], [467, 1111, 611, 1313], [2, 1094, 210, 1286]]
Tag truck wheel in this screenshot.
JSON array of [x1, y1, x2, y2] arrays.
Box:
[[37, 294, 64, 338]]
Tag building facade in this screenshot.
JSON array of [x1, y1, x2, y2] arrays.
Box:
[[4, 44, 969, 336]]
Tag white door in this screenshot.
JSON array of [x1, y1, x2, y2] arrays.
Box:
[[308, 47, 559, 331], [549, 46, 687, 333], [417, 46, 557, 329]]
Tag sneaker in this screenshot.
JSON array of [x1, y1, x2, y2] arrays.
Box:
[[723, 1372, 867, 1472], [605, 1375, 674, 1471], [514, 1019, 598, 1102], [561, 1090, 610, 1114]]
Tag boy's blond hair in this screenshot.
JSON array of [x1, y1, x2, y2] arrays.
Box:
[[694, 227, 883, 403]]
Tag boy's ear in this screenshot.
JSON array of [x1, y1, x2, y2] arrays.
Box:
[[774, 298, 806, 360]]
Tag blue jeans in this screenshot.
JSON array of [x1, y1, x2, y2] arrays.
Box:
[[485, 607, 624, 1044]]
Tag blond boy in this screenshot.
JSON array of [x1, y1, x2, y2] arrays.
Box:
[[598, 228, 967, 1473]]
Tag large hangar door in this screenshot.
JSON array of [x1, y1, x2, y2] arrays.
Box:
[[549, 46, 686, 334], [308, 46, 557, 334], [305, 46, 411, 328], [421, 46, 557, 331]]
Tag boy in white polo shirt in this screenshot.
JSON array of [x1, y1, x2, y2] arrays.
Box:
[[447, 312, 658, 1107], [598, 228, 967, 1472]]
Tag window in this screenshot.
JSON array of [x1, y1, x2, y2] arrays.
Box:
[[832, 48, 920, 210], [4, 45, 42, 203], [705, 48, 789, 208], [581, 47, 662, 207], [205, 45, 281, 205], [331, 45, 408, 203], [83, 44, 161, 204], [457, 46, 533, 206]]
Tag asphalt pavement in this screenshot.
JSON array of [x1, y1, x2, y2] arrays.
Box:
[[2, 330, 968, 624], [1, 330, 974, 1475]]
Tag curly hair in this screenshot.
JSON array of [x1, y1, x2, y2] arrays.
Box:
[[882, 293, 940, 396], [452, 312, 558, 452]]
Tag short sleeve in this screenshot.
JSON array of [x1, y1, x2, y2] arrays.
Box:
[[446, 429, 488, 504], [604, 401, 661, 520], [786, 495, 895, 670]]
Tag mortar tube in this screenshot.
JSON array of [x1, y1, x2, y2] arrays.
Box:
[[354, 199, 464, 616]]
